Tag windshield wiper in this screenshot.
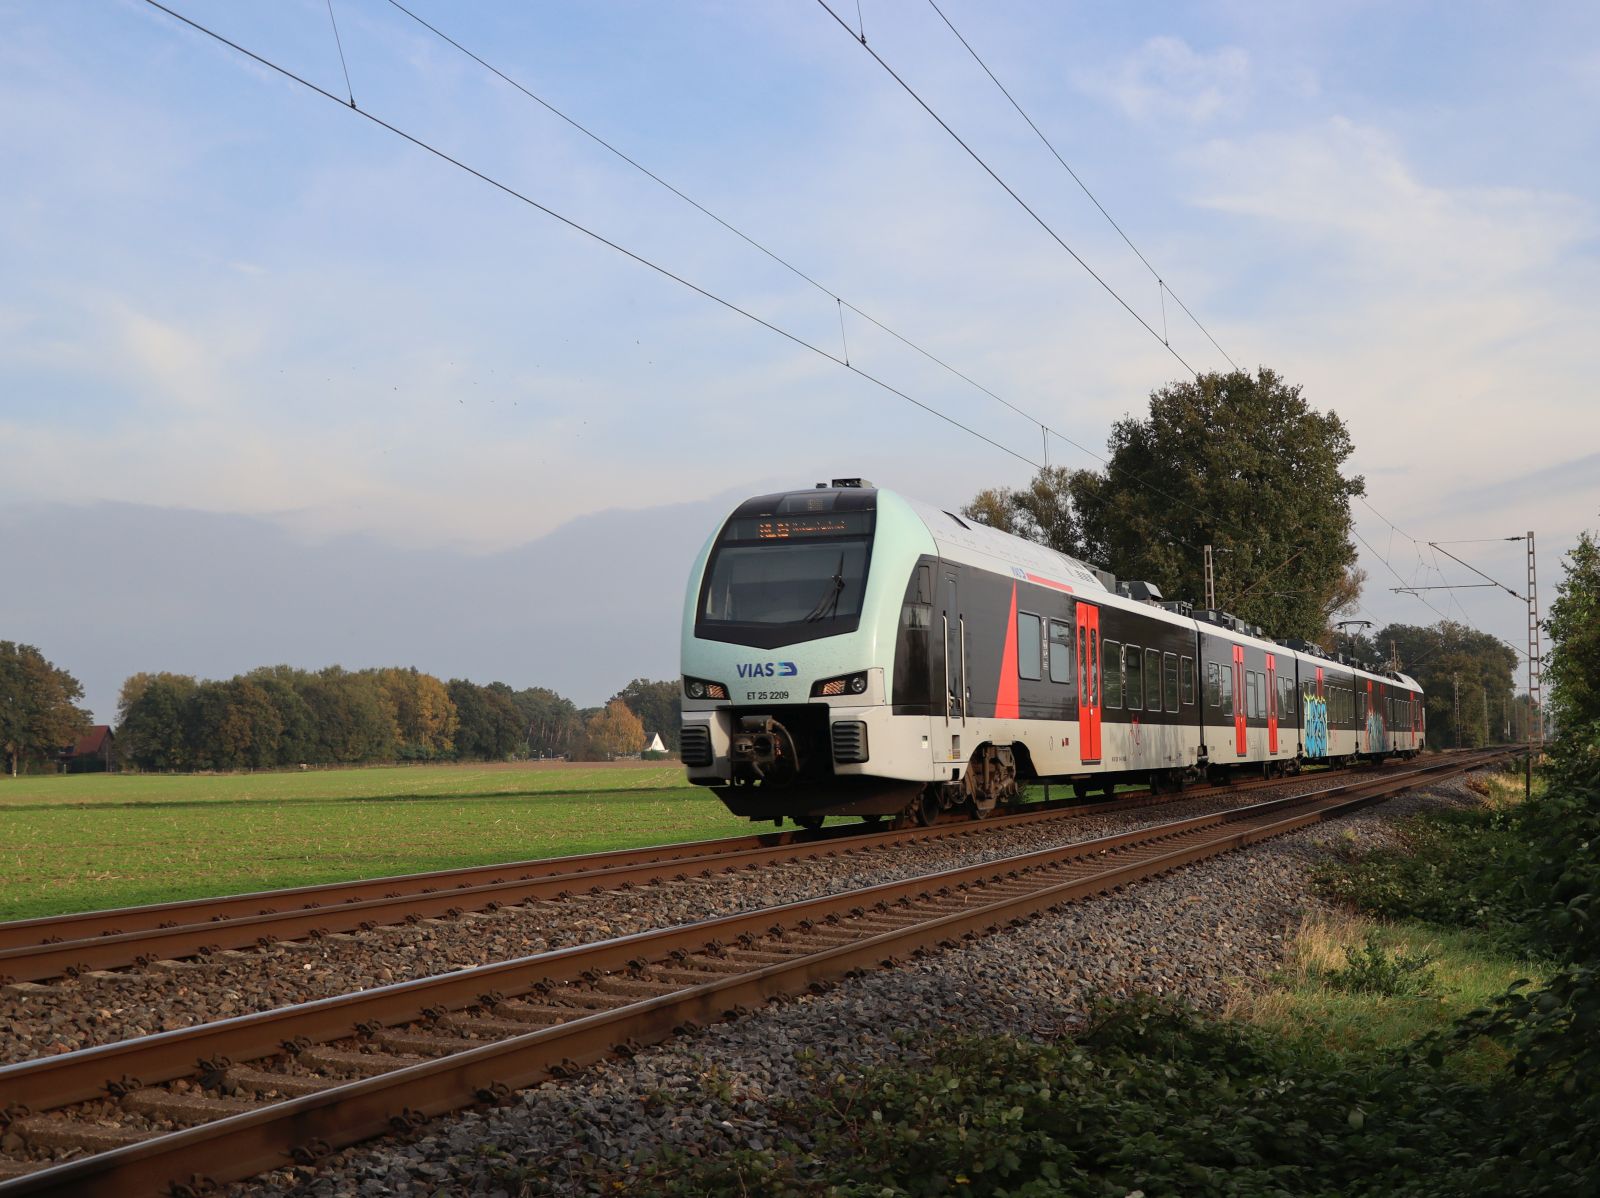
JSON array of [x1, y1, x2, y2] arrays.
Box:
[[803, 553, 847, 622]]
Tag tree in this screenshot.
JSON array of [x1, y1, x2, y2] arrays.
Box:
[[245, 667, 319, 765], [1373, 621, 1518, 750], [969, 369, 1366, 642], [511, 686, 584, 758], [187, 678, 285, 770], [963, 466, 1086, 558], [0, 642, 91, 776], [610, 678, 681, 751], [301, 668, 395, 764], [376, 667, 459, 760], [579, 699, 646, 761], [1545, 525, 1600, 756], [118, 671, 199, 771], [447, 679, 523, 761]]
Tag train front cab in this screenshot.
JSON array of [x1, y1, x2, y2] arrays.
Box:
[[677, 486, 948, 822]]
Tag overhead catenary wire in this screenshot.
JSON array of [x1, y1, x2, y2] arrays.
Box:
[[323, 0, 355, 107], [138, 0, 1039, 471], [153, 1, 1304, 596], [922, 0, 1240, 372], [377, 0, 1245, 554], [812, 0, 1201, 379]]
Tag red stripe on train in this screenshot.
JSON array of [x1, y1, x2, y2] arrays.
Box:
[[995, 582, 1021, 719]]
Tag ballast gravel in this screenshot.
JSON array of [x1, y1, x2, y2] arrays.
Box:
[[216, 771, 1498, 1198], [2, 773, 1375, 1065]]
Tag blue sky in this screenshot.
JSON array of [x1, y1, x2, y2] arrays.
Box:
[[3, 1, 1597, 719]]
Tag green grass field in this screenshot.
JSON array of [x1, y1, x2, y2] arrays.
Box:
[[0, 762, 749, 922]]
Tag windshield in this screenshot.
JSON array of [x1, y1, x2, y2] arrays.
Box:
[[702, 541, 869, 625], [694, 495, 876, 648]]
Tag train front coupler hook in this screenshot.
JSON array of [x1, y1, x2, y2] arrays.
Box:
[[728, 715, 801, 784]]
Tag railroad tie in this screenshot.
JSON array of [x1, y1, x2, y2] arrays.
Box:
[[14, 1115, 154, 1153], [222, 1066, 338, 1098], [295, 1046, 429, 1078], [121, 1088, 260, 1125]]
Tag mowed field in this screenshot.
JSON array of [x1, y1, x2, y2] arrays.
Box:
[[0, 762, 748, 922]]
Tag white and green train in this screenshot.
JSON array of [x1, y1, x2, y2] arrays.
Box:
[[680, 480, 1424, 827]]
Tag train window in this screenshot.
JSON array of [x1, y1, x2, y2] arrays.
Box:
[[1017, 612, 1042, 680], [1280, 677, 1295, 724], [1220, 665, 1233, 716], [1246, 671, 1258, 720], [1048, 620, 1073, 685], [1145, 648, 1162, 711], [1180, 656, 1195, 705], [1126, 645, 1144, 711], [1358, 692, 1367, 724], [1164, 653, 1179, 712], [1206, 662, 1221, 707], [1103, 640, 1123, 707]]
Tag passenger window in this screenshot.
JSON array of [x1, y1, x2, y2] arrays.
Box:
[[1220, 665, 1233, 716], [1180, 656, 1195, 706], [1145, 648, 1162, 711], [1164, 653, 1179, 712], [1207, 662, 1221, 707], [1017, 612, 1042, 681], [1048, 620, 1073, 685], [1126, 645, 1144, 711], [1102, 640, 1123, 708], [1246, 671, 1258, 720]]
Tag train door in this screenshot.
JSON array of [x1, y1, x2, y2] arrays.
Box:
[[1076, 603, 1102, 763], [943, 573, 965, 727], [1266, 654, 1279, 754], [1232, 645, 1247, 756]]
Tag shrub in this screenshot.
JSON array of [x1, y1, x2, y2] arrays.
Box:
[[1319, 935, 1437, 997]]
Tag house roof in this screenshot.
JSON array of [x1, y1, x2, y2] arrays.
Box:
[[69, 725, 113, 756]]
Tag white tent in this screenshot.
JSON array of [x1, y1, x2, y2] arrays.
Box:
[[645, 732, 667, 753]]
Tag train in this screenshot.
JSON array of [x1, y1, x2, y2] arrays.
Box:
[[679, 479, 1425, 827]]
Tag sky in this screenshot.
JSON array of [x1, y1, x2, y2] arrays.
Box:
[[3, 0, 1598, 722]]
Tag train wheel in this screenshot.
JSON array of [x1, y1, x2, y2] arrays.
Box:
[[1072, 780, 1091, 800], [794, 815, 824, 832], [913, 789, 942, 827]]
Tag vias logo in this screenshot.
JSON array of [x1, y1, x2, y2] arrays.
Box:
[[735, 661, 798, 679]]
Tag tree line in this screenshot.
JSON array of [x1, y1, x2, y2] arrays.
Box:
[[0, 646, 684, 774], [115, 668, 684, 772]]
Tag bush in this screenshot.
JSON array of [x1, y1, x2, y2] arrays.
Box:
[[619, 999, 1543, 1198], [1320, 935, 1437, 997]]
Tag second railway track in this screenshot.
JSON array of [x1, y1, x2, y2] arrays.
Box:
[[0, 750, 1510, 1196]]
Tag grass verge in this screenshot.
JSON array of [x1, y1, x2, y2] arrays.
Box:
[[0, 762, 746, 920]]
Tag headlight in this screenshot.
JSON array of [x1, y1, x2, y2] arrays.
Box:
[[812, 672, 870, 698], [687, 680, 705, 699], [684, 677, 728, 700]]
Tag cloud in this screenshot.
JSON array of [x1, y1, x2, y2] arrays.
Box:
[[1077, 36, 1251, 124], [1189, 117, 1591, 282]]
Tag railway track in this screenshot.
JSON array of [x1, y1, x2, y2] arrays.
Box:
[[0, 758, 1418, 983], [0, 749, 1510, 1196]]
